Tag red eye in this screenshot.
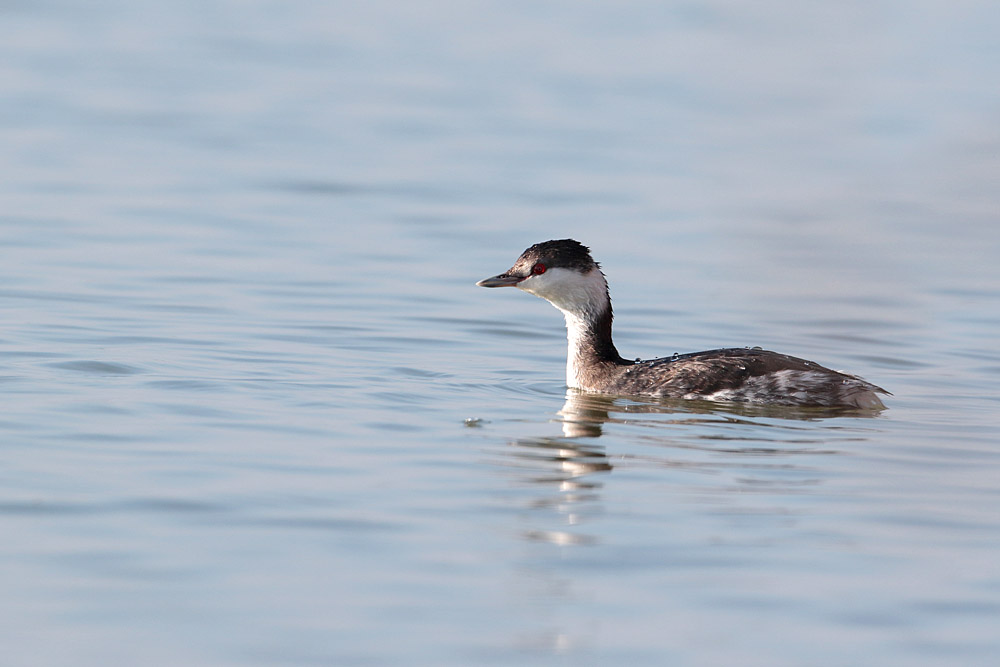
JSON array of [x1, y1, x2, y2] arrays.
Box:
[[532, 263, 547, 275]]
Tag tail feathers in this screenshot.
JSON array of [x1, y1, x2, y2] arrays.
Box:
[[841, 375, 891, 410]]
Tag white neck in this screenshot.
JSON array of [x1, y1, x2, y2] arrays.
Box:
[[562, 310, 592, 389], [517, 267, 616, 389]]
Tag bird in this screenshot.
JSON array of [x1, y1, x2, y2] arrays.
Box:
[[477, 239, 889, 408]]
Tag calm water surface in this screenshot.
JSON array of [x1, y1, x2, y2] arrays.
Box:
[[2, 1, 999, 665]]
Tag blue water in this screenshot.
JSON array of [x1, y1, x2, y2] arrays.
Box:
[[2, 1, 1000, 665]]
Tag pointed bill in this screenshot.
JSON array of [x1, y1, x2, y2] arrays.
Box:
[[476, 273, 523, 288]]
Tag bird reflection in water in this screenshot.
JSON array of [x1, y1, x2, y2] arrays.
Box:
[[499, 390, 880, 547], [493, 390, 882, 656], [500, 391, 621, 547]]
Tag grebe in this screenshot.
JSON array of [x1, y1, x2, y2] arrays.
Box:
[[477, 239, 889, 408]]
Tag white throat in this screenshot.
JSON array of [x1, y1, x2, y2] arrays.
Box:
[[517, 267, 610, 389]]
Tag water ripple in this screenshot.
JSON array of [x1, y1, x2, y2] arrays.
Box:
[[47, 360, 143, 375]]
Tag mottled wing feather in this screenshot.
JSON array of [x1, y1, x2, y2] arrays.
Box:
[[611, 348, 888, 406], [643, 349, 810, 391]]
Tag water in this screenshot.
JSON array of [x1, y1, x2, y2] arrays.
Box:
[[2, 1, 999, 665]]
